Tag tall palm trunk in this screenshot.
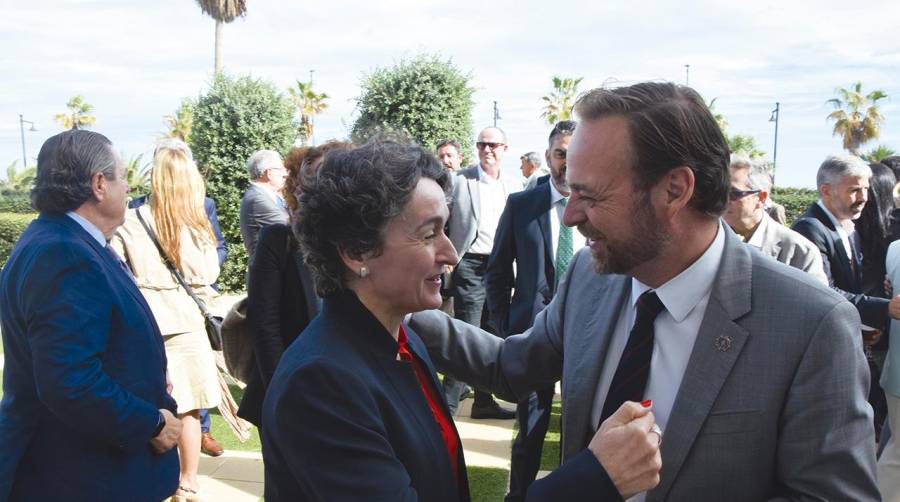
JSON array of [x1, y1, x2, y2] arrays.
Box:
[[214, 20, 223, 74]]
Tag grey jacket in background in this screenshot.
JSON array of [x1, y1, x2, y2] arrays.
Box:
[[239, 184, 289, 263]]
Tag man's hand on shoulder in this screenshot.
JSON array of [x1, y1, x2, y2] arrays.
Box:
[[590, 401, 662, 499], [149, 409, 182, 454]]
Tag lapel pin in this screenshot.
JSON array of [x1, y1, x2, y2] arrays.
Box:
[[714, 335, 732, 352]]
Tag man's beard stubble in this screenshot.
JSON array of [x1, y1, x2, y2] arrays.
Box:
[[584, 193, 670, 275]]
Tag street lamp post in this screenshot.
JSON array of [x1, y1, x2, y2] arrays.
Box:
[[685, 64, 690, 86], [19, 114, 37, 167], [493, 101, 501, 127], [769, 102, 780, 186]]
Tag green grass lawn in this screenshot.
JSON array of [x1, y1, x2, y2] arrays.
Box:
[[539, 402, 562, 471]]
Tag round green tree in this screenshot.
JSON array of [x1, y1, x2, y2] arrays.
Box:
[[352, 54, 475, 163], [190, 73, 295, 291]]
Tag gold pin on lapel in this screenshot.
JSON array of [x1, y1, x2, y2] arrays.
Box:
[[714, 335, 732, 352]]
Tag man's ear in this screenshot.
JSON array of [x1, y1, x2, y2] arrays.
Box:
[[757, 190, 769, 207], [652, 166, 694, 219], [91, 172, 106, 202]]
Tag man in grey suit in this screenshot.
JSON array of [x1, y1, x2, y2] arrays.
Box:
[[723, 154, 828, 284], [411, 82, 877, 500], [443, 126, 522, 419], [239, 150, 289, 264]]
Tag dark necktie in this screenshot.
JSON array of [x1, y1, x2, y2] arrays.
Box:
[[106, 244, 136, 283], [598, 290, 666, 427]]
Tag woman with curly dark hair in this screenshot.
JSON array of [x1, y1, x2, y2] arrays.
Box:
[[260, 137, 470, 501]]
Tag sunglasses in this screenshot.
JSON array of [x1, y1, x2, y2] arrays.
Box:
[[476, 142, 505, 151], [728, 188, 761, 201]]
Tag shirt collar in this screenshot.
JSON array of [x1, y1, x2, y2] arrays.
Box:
[[549, 178, 567, 206], [630, 221, 725, 323], [476, 163, 501, 184], [745, 211, 769, 249], [816, 199, 844, 233], [65, 211, 107, 247]]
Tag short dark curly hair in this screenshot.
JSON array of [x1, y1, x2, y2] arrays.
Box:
[[295, 137, 450, 296]]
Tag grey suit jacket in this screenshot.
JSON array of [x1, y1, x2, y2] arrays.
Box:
[[447, 165, 522, 259], [748, 212, 828, 285], [410, 228, 877, 501], [239, 184, 289, 262]]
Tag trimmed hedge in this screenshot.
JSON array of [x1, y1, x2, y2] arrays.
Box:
[[190, 73, 296, 292], [771, 187, 818, 226], [0, 212, 37, 269], [0, 193, 34, 214]]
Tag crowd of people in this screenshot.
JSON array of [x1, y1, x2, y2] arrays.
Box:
[[1, 80, 900, 501]]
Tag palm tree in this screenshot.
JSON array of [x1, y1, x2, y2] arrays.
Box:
[[162, 98, 195, 142], [540, 76, 583, 125], [826, 82, 887, 155], [54, 95, 97, 130], [194, 0, 247, 74], [862, 145, 897, 163], [287, 80, 329, 145], [123, 153, 151, 197], [1, 161, 36, 194]]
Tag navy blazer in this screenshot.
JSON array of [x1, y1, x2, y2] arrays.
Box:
[[238, 224, 319, 427], [485, 179, 556, 337], [261, 291, 470, 501], [792, 203, 889, 327], [0, 213, 178, 501]]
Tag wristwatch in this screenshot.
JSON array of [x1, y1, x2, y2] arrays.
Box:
[[152, 411, 166, 438]]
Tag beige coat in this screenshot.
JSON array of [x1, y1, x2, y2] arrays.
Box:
[[111, 205, 220, 335]]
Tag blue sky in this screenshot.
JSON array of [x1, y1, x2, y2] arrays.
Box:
[[1, 0, 898, 189]]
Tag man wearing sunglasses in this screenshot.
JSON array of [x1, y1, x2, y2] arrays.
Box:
[[723, 155, 826, 284], [443, 126, 522, 419]]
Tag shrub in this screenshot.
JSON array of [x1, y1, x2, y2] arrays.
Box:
[[190, 74, 295, 292], [352, 54, 475, 164], [0, 193, 33, 213], [771, 187, 818, 226], [0, 212, 37, 269]]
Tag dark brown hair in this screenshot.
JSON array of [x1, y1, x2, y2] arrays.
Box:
[[574, 82, 730, 216]]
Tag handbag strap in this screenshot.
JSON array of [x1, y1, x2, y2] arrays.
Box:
[[135, 207, 212, 317]]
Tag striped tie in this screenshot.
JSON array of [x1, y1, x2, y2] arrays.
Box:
[[555, 198, 573, 287], [598, 290, 666, 427]]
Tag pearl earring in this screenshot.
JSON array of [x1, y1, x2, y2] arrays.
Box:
[[359, 266, 369, 278]]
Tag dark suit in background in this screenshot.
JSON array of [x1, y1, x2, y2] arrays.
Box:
[[261, 291, 470, 501], [792, 202, 890, 328], [0, 214, 178, 501], [238, 224, 320, 427], [484, 178, 558, 500], [240, 184, 289, 263]]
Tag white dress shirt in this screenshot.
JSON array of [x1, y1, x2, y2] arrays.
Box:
[[548, 181, 587, 260], [817, 200, 855, 260], [590, 223, 726, 501], [469, 165, 516, 255]]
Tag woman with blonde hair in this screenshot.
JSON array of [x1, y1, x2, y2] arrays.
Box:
[[111, 140, 221, 502]]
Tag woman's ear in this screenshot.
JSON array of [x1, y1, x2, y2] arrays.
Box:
[[338, 247, 366, 279]]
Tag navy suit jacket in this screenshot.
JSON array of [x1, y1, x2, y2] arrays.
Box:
[[792, 202, 889, 327], [130, 195, 228, 266], [485, 179, 556, 337], [0, 213, 178, 501], [261, 291, 470, 501]]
